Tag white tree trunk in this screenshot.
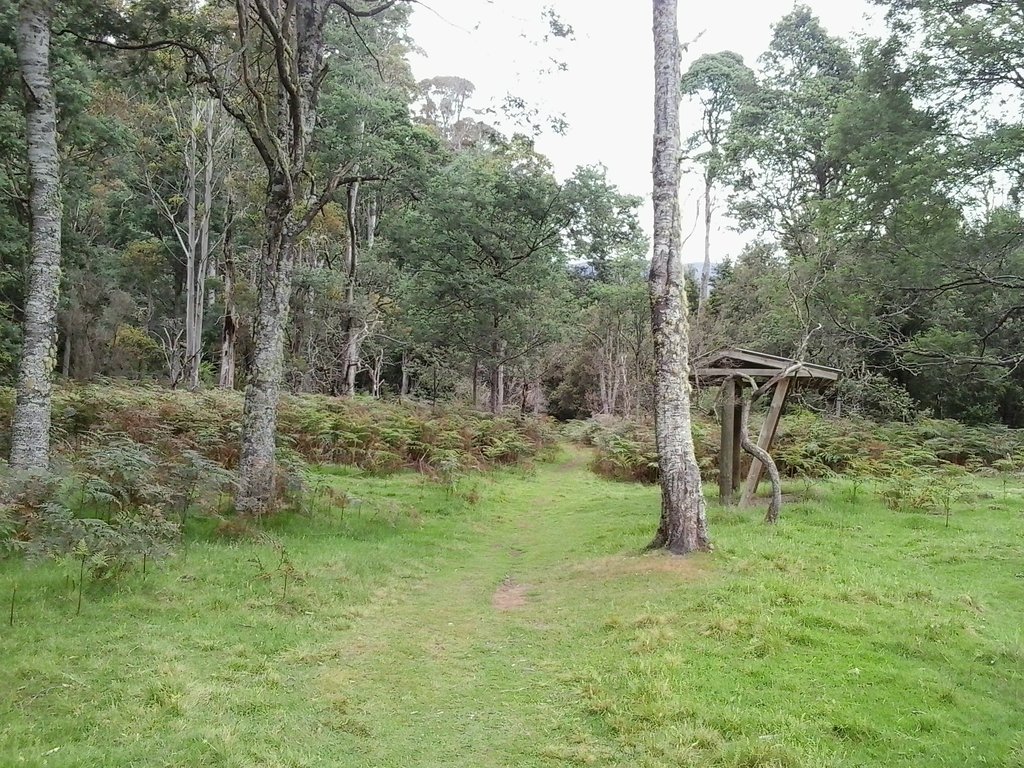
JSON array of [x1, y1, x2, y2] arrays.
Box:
[[698, 173, 713, 319], [182, 104, 199, 389], [648, 0, 710, 554], [10, 0, 61, 471], [366, 195, 377, 252], [489, 339, 506, 415], [187, 98, 217, 390]]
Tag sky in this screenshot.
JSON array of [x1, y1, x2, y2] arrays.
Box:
[[407, 0, 883, 265]]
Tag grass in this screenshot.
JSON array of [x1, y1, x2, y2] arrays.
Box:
[[1, 446, 1022, 767]]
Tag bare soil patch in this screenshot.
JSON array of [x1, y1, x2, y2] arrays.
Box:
[[492, 577, 529, 611]]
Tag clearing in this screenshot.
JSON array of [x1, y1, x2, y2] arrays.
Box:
[[1, 447, 1022, 767]]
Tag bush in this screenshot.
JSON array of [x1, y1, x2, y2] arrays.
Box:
[[0, 384, 557, 553], [568, 417, 716, 484], [0, 383, 556, 477], [570, 408, 1024, 484]]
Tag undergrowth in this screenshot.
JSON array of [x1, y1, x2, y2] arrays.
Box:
[[0, 384, 556, 566], [570, 410, 1024, 490]]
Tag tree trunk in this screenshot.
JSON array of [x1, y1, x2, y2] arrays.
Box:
[[236, 191, 294, 515], [218, 195, 237, 389], [182, 101, 200, 390], [10, 0, 61, 472], [647, 0, 710, 554], [471, 358, 479, 408], [187, 97, 216, 390], [697, 172, 712, 321], [229, 0, 392, 513], [342, 178, 361, 396], [489, 341, 505, 415], [60, 331, 70, 378], [366, 195, 377, 252], [400, 350, 410, 398]]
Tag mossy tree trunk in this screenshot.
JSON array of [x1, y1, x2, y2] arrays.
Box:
[[10, 0, 61, 472], [648, 0, 711, 554]]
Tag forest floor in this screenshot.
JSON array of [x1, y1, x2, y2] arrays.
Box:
[[1, 446, 1023, 767]]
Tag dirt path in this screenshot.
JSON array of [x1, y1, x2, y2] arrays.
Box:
[[315, 448, 607, 766]]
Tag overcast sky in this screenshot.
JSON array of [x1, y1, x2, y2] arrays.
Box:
[[407, 0, 883, 264]]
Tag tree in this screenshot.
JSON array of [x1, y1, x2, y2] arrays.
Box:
[[119, 0, 407, 513], [391, 139, 573, 414], [9, 0, 61, 471], [140, 94, 231, 390], [680, 51, 753, 317], [727, 7, 855, 245], [562, 164, 647, 281], [414, 76, 497, 151], [878, 0, 1024, 107], [648, 0, 710, 554]]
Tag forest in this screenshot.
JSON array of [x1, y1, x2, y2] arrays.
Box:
[[1, 1, 1021, 428], [1, 0, 1022, 766]]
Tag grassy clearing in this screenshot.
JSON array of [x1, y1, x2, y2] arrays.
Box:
[[1, 447, 1022, 767]]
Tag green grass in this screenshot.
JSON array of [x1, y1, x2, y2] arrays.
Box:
[[2, 447, 1023, 767]]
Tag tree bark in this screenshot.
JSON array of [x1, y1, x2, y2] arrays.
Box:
[[366, 195, 377, 252], [489, 340, 505, 415], [10, 0, 61, 472], [400, 350, 411, 398], [236, 189, 295, 515], [188, 97, 217, 390], [218, 195, 237, 389], [183, 107, 199, 389], [342, 178, 361, 396], [647, 0, 710, 554], [698, 172, 712, 321]]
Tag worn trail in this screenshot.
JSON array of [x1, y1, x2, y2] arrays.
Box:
[[313, 448, 662, 767]]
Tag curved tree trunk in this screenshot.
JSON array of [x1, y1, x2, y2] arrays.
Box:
[[738, 386, 783, 523], [10, 0, 61, 472], [648, 0, 710, 554]]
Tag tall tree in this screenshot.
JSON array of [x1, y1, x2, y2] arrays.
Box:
[[391, 139, 573, 414], [728, 7, 855, 245], [175, 0, 404, 513], [9, 0, 61, 471], [648, 0, 710, 554], [680, 51, 753, 317]]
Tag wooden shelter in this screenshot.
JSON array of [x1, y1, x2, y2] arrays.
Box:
[[694, 348, 840, 506]]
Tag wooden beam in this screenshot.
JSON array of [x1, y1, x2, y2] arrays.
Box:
[[741, 376, 791, 505], [732, 392, 743, 491], [696, 367, 820, 379], [719, 378, 736, 505]]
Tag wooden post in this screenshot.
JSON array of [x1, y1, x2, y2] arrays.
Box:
[[732, 386, 743, 492], [719, 378, 736, 505], [741, 376, 791, 505]]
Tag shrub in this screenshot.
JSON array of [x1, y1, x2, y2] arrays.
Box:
[[0, 385, 557, 552], [570, 408, 1024, 485]]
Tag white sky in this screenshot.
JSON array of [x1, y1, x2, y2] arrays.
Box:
[[408, 0, 883, 265]]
